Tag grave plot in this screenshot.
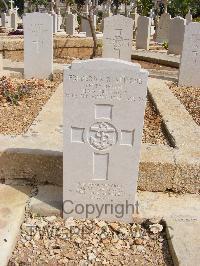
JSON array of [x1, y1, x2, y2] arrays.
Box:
[[169, 84, 200, 126], [9, 214, 173, 265], [0, 5, 199, 266], [0, 76, 60, 135]]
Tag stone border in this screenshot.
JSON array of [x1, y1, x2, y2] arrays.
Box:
[[0, 75, 199, 193], [0, 37, 181, 69], [132, 50, 180, 68], [0, 37, 102, 61]]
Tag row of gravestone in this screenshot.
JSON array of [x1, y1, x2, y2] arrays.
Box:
[[19, 12, 200, 222], [156, 12, 193, 55], [1, 11, 20, 30], [23, 13, 200, 88]]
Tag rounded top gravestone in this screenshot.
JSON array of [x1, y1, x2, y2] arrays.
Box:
[[63, 58, 148, 222]]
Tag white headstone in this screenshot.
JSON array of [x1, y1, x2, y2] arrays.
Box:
[[168, 16, 186, 55], [63, 58, 148, 222], [179, 22, 200, 88], [24, 13, 53, 79], [51, 13, 58, 33], [156, 12, 171, 43], [185, 11, 192, 25], [66, 13, 76, 35], [66, 6, 71, 15], [102, 15, 134, 61], [11, 12, 17, 30], [81, 15, 96, 37], [57, 8, 62, 31], [1, 13, 10, 28], [136, 16, 151, 50]]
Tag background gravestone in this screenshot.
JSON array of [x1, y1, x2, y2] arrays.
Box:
[[63, 59, 148, 222], [185, 11, 192, 25], [11, 12, 17, 30], [0, 53, 3, 72], [24, 13, 53, 79], [179, 22, 200, 88], [102, 15, 134, 61], [1, 13, 10, 28], [168, 16, 186, 55], [81, 16, 96, 37], [66, 14, 76, 35], [156, 12, 171, 43], [136, 16, 151, 50]]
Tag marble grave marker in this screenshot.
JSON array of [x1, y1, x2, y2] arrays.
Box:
[[24, 13, 53, 79], [102, 15, 134, 61], [179, 22, 200, 88], [63, 59, 148, 222]]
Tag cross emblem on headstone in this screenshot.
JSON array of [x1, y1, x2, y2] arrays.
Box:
[[105, 29, 131, 58], [192, 50, 200, 64], [70, 104, 135, 180], [191, 35, 200, 64]]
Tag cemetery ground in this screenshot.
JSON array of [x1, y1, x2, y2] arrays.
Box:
[[0, 39, 200, 265]]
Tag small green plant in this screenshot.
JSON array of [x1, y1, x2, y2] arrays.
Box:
[[162, 41, 169, 50], [193, 17, 200, 22], [0, 76, 32, 105]]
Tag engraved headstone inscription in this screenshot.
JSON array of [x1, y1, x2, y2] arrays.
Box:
[[24, 13, 53, 79], [102, 15, 134, 61], [63, 59, 148, 222], [179, 22, 200, 88]]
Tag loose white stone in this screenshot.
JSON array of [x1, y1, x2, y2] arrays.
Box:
[[149, 223, 163, 234]]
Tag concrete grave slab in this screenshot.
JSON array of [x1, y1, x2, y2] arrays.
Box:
[[0, 185, 30, 266], [166, 219, 200, 266], [30, 185, 200, 221]]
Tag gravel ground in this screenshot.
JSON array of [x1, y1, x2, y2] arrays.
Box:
[[0, 77, 59, 135], [169, 83, 200, 126], [133, 60, 177, 72], [9, 214, 173, 266], [143, 99, 169, 145]]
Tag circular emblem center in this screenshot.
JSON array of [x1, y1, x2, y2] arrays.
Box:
[[88, 122, 117, 151]]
